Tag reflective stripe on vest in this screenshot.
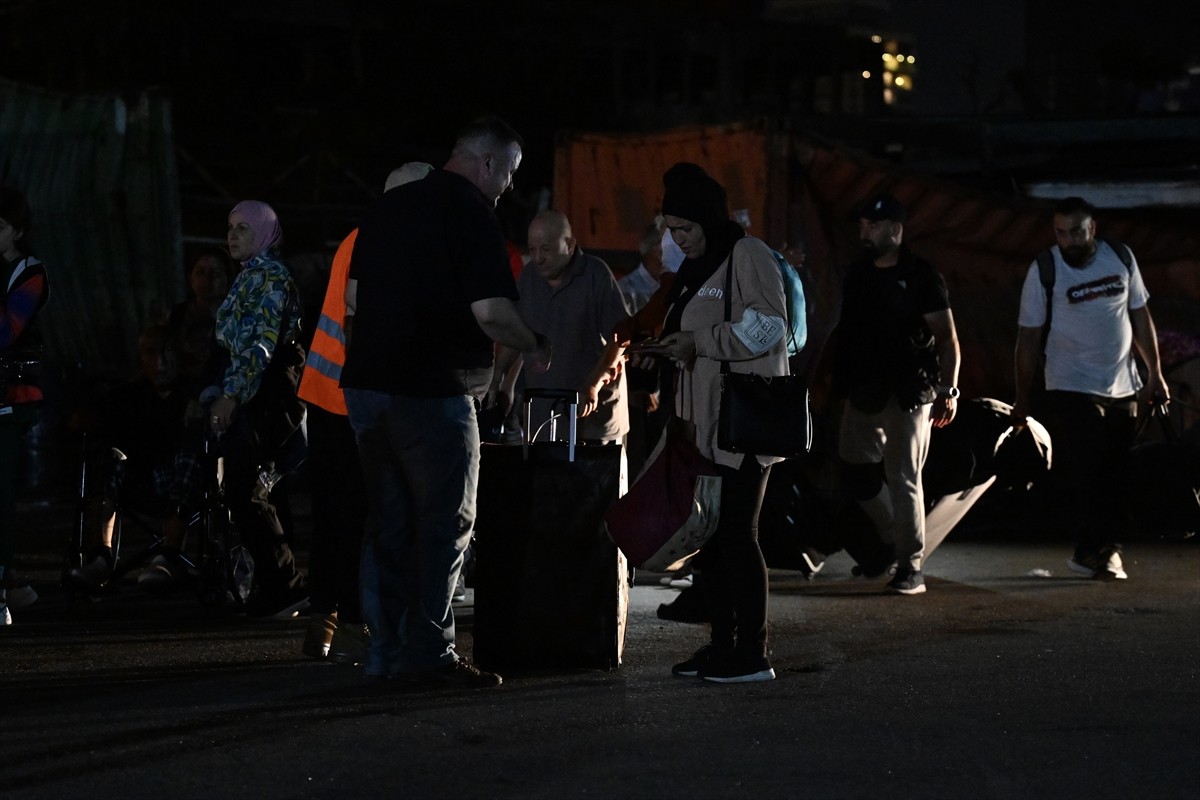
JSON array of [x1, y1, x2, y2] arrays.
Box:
[[299, 322, 348, 414], [306, 332, 344, 381], [297, 229, 356, 415], [315, 312, 346, 347]]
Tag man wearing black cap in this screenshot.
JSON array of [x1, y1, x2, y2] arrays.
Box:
[[830, 193, 960, 595]]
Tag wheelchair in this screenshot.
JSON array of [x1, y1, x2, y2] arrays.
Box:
[[62, 430, 253, 611]]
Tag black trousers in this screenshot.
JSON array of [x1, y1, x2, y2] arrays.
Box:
[[305, 405, 366, 622], [1045, 390, 1137, 552], [696, 457, 772, 657]]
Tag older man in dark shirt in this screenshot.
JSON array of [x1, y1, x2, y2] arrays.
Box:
[[489, 209, 631, 446]]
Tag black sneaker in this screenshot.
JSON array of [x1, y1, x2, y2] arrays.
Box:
[[1067, 548, 1101, 578], [672, 643, 730, 677], [414, 659, 502, 689], [328, 622, 371, 664], [886, 568, 926, 595], [852, 561, 898, 579], [68, 551, 114, 590], [699, 651, 775, 683], [245, 584, 311, 618]]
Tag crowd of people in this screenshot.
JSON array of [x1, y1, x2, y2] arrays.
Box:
[[0, 119, 1171, 688]]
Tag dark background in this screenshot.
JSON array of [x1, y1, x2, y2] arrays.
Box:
[[3, 0, 1197, 251]]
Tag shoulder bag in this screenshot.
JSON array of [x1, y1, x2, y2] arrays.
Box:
[[716, 247, 812, 459]]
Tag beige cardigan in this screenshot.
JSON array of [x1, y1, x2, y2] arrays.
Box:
[[673, 236, 789, 469]]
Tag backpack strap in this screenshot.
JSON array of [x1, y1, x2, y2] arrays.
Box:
[[6, 256, 43, 293], [1035, 248, 1055, 332], [1098, 237, 1134, 273]]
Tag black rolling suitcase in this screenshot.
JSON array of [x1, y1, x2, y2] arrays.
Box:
[[473, 388, 628, 672]]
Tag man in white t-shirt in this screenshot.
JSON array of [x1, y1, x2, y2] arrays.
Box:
[[1012, 196, 1170, 581]]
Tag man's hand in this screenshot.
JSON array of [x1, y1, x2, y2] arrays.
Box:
[[526, 334, 552, 374], [210, 394, 238, 435], [1010, 396, 1032, 430], [183, 399, 206, 426], [1139, 375, 1171, 409], [579, 382, 602, 418], [484, 383, 512, 416], [580, 360, 623, 417], [579, 334, 628, 417], [931, 394, 957, 428], [627, 351, 655, 371]]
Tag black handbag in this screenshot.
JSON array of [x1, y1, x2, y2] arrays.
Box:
[[243, 287, 307, 463], [715, 250, 812, 459], [718, 372, 811, 458]]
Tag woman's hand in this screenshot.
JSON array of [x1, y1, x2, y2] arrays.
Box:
[[210, 394, 238, 435], [657, 331, 696, 367]]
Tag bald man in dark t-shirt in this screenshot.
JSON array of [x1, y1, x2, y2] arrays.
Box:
[[340, 117, 547, 689]]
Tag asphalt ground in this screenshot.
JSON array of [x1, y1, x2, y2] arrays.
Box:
[[1, 489, 1198, 800]]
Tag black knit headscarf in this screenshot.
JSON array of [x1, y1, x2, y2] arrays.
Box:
[[660, 163, 745, 336]]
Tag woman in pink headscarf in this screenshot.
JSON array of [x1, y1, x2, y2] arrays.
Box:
[[205, 200, 309, 616], [209, 202, 297, 430]]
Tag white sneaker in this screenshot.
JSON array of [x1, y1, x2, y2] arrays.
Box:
[[1099, 550, 1128, 581], [1, 606, 11, 626], [801, 549, 825, 578], [669, 574, 694, 589]]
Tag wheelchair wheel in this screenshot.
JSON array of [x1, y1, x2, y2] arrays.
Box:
[[198, 500, 255, 611]]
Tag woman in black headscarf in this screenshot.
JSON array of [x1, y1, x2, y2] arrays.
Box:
[[655, 163, 789, 683]]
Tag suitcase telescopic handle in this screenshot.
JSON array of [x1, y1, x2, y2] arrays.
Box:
[[523, 388, 580, 403], [521, 388, 579, 462]]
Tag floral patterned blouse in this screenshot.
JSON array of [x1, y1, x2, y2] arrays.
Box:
[[215, 251, 300, 404]]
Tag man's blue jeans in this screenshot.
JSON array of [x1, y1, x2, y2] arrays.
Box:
[[344, 389, 479, 676]]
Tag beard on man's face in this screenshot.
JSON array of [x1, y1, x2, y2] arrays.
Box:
[[1061, 242, 1095, 267], [860, 239, 881, 258]]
